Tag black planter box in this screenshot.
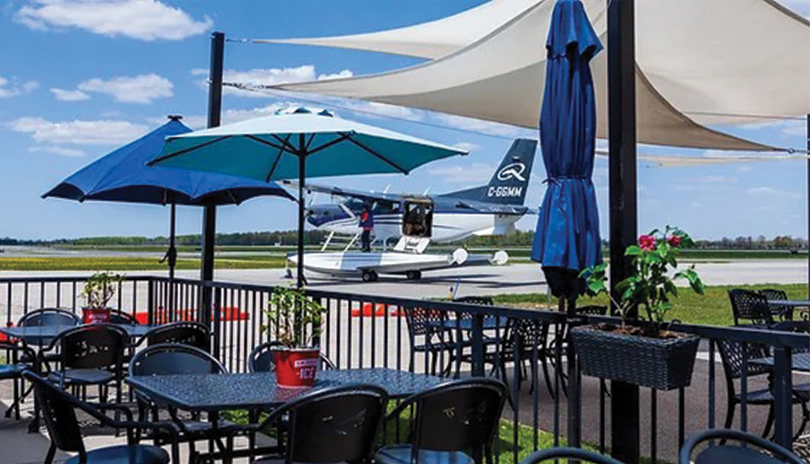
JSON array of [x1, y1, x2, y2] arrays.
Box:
[[571, 325, 700, 391]]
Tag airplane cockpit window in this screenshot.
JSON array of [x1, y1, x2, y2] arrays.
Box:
[[373, 202, 399, 215], [402, 200, 433, 238]]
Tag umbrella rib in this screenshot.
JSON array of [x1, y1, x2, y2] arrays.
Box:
[[306, 133, 353, 156], [244, 135, 291, 154], [148, 136, 232, 165], [304, 133, 317, 151], [263, 134, 293, 183], [341, 134, 409, 174]]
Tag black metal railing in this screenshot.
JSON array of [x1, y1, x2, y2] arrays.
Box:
[[1, 275, 807, 463]]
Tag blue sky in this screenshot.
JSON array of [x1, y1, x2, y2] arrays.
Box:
[[0, 0, 808, 241]]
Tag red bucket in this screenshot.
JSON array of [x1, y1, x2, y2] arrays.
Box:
[[273, 348, 321, 388], [82, 307, 111, 324]]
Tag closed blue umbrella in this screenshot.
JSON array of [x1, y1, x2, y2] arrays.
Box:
[[149, 107, 467, 287], [531, 0, 603, 300], [44, 116, 293, 278]]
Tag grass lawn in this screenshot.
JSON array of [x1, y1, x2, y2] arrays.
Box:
[[0, 255, 288, 271], [491, 283, 807, 326]]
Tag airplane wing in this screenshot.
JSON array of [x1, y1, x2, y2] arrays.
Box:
[[451, 199, 531, 216], [280, 180, 404, 205]]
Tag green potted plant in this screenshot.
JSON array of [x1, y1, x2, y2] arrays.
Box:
[[572, 227, 705, 391], [81, 271, 124, 323], [264, 286, 326, 388]]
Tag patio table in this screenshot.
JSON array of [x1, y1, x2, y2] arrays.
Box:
[[125, 368, 447, 412], [0, 324, 156, 346], [750, 352, 810, 372], [427, 316, 509, 332]]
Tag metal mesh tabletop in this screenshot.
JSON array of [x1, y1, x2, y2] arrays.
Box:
[[751, 353, 810, 372], [126, 368, 448, 412], [0, 324, 155, 345]]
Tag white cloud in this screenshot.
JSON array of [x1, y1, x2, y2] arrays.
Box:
[[74, 74, 172, 103], [51, 87, 90, 101], [431, 113, 528, 137], [735, 165, 753, 173], [0, 76, 39, 98], [194, 66, 354, 98], [10, 117, 148, 145], [428, 162, 493, 185], [746, 186, 801, 200], [29, 145, 86, 157], [14, 0, 211, 41], [339, 100, 424, 121]]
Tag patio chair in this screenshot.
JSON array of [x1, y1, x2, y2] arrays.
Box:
[[716, 339, 810, 439], [404, 306, 471, 375], [759, 289, 794, 321], [248, 340, 336, 373], [376, 378, 508, 464], [128, 344, 242, 462], [140, 321, 210, 352], [679, 428, 805, 464], [0, 341, 36, 419], [18, 307, 81, 328], [486, 318, 559, 400], [43, 324, 128, 404], [22, 370, 179, 464], [249, 384, 389, 464], [520, 447, 627, 464], [728, 289, 774, 326]]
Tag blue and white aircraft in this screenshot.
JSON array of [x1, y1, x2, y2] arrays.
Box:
[[285, 139, 537, 281]]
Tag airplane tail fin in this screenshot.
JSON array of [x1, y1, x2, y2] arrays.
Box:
[[441, 138, 537, 206]]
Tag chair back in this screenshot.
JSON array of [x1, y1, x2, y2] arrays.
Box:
[[22, 371, 86, 456], [248, 340, 336, 373], [58, 324, 127, 370], [680, 428, 805, 464], [129, 344, 226, 376], [407, 378, 507, 455], [108, 310, 138, 325], [144, 322, 210, 351], [18, 308, 80, 327], [405, 307, 448, 337], [521, 447, 627, 464], [716, 339, 771, 387], [265, 384, 388, 464], [760, 289, 788, 302], [728, 289, 773, 325]]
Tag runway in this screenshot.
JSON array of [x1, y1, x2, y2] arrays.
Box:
[[2, 259, 804, 300]]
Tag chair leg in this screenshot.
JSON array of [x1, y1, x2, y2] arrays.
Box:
[[540, 355, 556, 401], [720, 401, 736, 445], [762, 405, 774, 439]]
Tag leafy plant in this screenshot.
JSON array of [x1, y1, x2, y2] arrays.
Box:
[[580, 226, 705, 335], [81, 271, 124, 309], [264, 286, 326, 348]]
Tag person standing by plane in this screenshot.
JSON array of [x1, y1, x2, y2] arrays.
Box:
[[359, 204, 374, 252]]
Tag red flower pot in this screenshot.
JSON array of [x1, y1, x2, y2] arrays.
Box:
[[82, 307, 111, 324], [273, 347, 321, 388]]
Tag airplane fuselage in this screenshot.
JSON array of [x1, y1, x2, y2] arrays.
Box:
[[307, 199, 523, 244]]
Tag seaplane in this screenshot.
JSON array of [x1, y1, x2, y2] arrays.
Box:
[[285, 138, 537, 282]]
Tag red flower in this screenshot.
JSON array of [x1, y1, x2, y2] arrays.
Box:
[[668, 235, 682, 247], [639, 234, 656, 251]]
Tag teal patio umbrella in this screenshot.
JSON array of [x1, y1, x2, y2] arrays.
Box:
[[149, 108, 467, 287]]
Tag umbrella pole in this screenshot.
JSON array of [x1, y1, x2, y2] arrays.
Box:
[[297, 146, 306, 290], [168, 202, 177, 315]]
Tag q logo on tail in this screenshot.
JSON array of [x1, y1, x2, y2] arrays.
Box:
[[497, 163, 527, 182]]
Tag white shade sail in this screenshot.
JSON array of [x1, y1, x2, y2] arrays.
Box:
[[260, 0, 809, 151]]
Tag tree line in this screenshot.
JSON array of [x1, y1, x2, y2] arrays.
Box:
[[2, 231, 807, 250]]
